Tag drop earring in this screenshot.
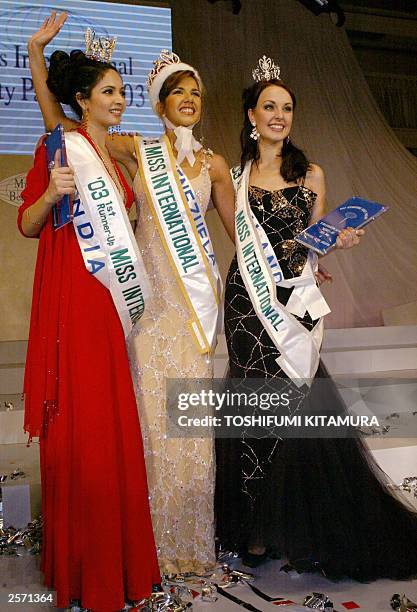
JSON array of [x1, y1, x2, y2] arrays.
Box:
[[250, 123, 260, 141]]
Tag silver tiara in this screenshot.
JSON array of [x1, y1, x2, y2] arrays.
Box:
[[252, 55, 281, 82], [146, 49, 182, 91]]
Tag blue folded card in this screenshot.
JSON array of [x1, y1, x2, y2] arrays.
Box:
[[45, 124, 72, 229], [295, 197, 388, 255]]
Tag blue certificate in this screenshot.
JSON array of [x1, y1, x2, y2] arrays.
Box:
[[295, 197, 388, 255], [45, 124, 73, 230]]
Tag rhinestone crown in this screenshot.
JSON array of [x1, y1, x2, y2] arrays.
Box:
[[252, 55, 281, 82], [85, 28, 117, 63], [146, 49, 182, 90]]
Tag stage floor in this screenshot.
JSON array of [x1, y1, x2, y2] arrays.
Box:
[[1, 551, 416, 611], [1, 330, 416, 611]]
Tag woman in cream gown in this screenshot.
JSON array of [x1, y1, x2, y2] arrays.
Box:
[[27, 15, 235, 575], [128, 49, 235, 570], [130, 153, 217, 573]]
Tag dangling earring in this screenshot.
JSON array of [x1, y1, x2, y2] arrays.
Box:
[[286, 135, 290, 145], [80, 108, 89, 132], [250, 123, 260, 141]]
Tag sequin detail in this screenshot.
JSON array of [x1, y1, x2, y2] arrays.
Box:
[[225, 185, 317, 379], [221, 185, 319, 543], [128, 151, 215, 574], [248, 185, 314, 277]]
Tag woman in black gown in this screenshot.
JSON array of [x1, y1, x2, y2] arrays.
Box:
[[215, 61, 417, 581]]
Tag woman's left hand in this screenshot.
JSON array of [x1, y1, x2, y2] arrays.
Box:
[[335, 227, 364, 249]]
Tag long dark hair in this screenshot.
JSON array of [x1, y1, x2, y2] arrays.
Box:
[[240, 79, 310, 183], [47, 50, 119, 119]]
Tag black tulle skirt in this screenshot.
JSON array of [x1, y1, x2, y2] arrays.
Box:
[[217, 195, 417, 581], [215, 364, 417, 581]]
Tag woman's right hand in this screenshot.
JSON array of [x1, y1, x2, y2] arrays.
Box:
[[28, 11, 67, 50], [45, 149, 76, 206]]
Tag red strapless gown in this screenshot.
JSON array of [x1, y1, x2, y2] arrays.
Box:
[[18, 133, 160, 611]]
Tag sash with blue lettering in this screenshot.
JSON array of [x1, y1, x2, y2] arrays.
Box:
[[64, 131, 151, 337]]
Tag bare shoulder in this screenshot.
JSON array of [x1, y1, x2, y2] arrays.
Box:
[[106, 133, 137, 162], [208, 152, 229, 180], [306, 163, 325, 181], [304, 163, 325, 193], [62, 118, 81, 132]]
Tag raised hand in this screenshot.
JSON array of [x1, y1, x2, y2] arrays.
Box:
[[335, 227, 364, 249], [28, 11, 68, 50], [45, 148, 76, 206]]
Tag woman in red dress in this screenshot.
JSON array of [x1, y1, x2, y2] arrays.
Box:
[[18, 34, 159, 611]]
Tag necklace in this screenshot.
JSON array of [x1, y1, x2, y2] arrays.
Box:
[[95, 143, 127, 206]]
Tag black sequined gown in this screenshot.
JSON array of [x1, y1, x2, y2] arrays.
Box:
[[215, 185, 417, 580]]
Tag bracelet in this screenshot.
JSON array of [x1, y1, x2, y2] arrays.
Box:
[[26, 208, 44, 227]]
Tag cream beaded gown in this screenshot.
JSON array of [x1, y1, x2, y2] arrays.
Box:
[[129, 151, 216, 574]]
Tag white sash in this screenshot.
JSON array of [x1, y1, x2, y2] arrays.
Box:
[[253, 212, 330, 320], [65, 132, 151, 337], [231, 165, 330, 320], [234, 162, 330, 384], [136, 135, 221, 354], [175, 165, 223, 299]]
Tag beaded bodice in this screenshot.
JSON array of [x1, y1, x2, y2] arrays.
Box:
[[248, 184, 316, 278]]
